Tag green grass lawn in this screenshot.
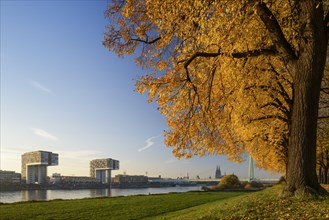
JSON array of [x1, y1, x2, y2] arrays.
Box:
[[153, 185, 329, 220], [1, 185, 328, 220], [0, 191, 247, 220]]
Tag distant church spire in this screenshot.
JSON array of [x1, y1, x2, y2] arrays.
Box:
[[215, 165, 222, 179]]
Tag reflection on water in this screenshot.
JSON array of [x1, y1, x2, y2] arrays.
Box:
[[90, 188, 110, 198], [22, 190, 47, 201], [0, 186, 201, 204]]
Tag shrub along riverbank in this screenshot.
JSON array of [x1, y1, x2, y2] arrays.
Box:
[[0, 185, 328, 219]]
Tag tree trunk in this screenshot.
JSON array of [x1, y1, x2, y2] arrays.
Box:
[[324, 167, 328, 184], [282, 2, 328, 197], [319, 166, 323, 184]]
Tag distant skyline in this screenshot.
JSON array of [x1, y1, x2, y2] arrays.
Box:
[[1, 1, 280, 180]]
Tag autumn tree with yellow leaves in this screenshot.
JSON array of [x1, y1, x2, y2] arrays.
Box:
[[103, 0, 329, 196]]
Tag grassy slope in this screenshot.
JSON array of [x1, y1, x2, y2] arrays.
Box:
[[153, 185, 329, 220], [1, 185, 328, 220]]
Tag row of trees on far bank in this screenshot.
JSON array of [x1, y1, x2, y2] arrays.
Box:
[[103, 0, 329, 196]]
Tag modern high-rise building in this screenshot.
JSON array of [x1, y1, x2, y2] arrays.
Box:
[[248, 155, 255, 181], [21, 151, 58, 184], [90, 158, 119, 184]]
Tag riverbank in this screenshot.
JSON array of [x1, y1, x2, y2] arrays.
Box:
[[0, 186, 202, 203], [1, 185, 328, 219], [0, 183, 179, 192]]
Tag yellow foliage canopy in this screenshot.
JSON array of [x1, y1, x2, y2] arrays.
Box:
[[104, 0, 329, 173]]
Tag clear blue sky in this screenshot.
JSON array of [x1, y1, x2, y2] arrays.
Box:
[[0, 1, 280, 179]]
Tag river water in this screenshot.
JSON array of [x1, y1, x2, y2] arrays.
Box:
[[0, 186, 202, 203]]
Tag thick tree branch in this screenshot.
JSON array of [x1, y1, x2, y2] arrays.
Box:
[[181, 47, 277, 68], [270, 96, 289, 114], [131, 36, 161, 44], [183, 50, 221, 69], [325, 12, 329, 26], [321, 87, 329, 95], [251, 115, 288, 123], [245, 84, 292, 110], [260, 100, 289, 115], [207, 66, 216, 112], [254, 2, 297, 60], [231, 46, 277, 58], [183, 65, 200, 109], [187, 89, 198, 118], [326, 10, 329, 39]]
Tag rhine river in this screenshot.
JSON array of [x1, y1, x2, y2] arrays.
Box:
[[0, 186, 202, 203]]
